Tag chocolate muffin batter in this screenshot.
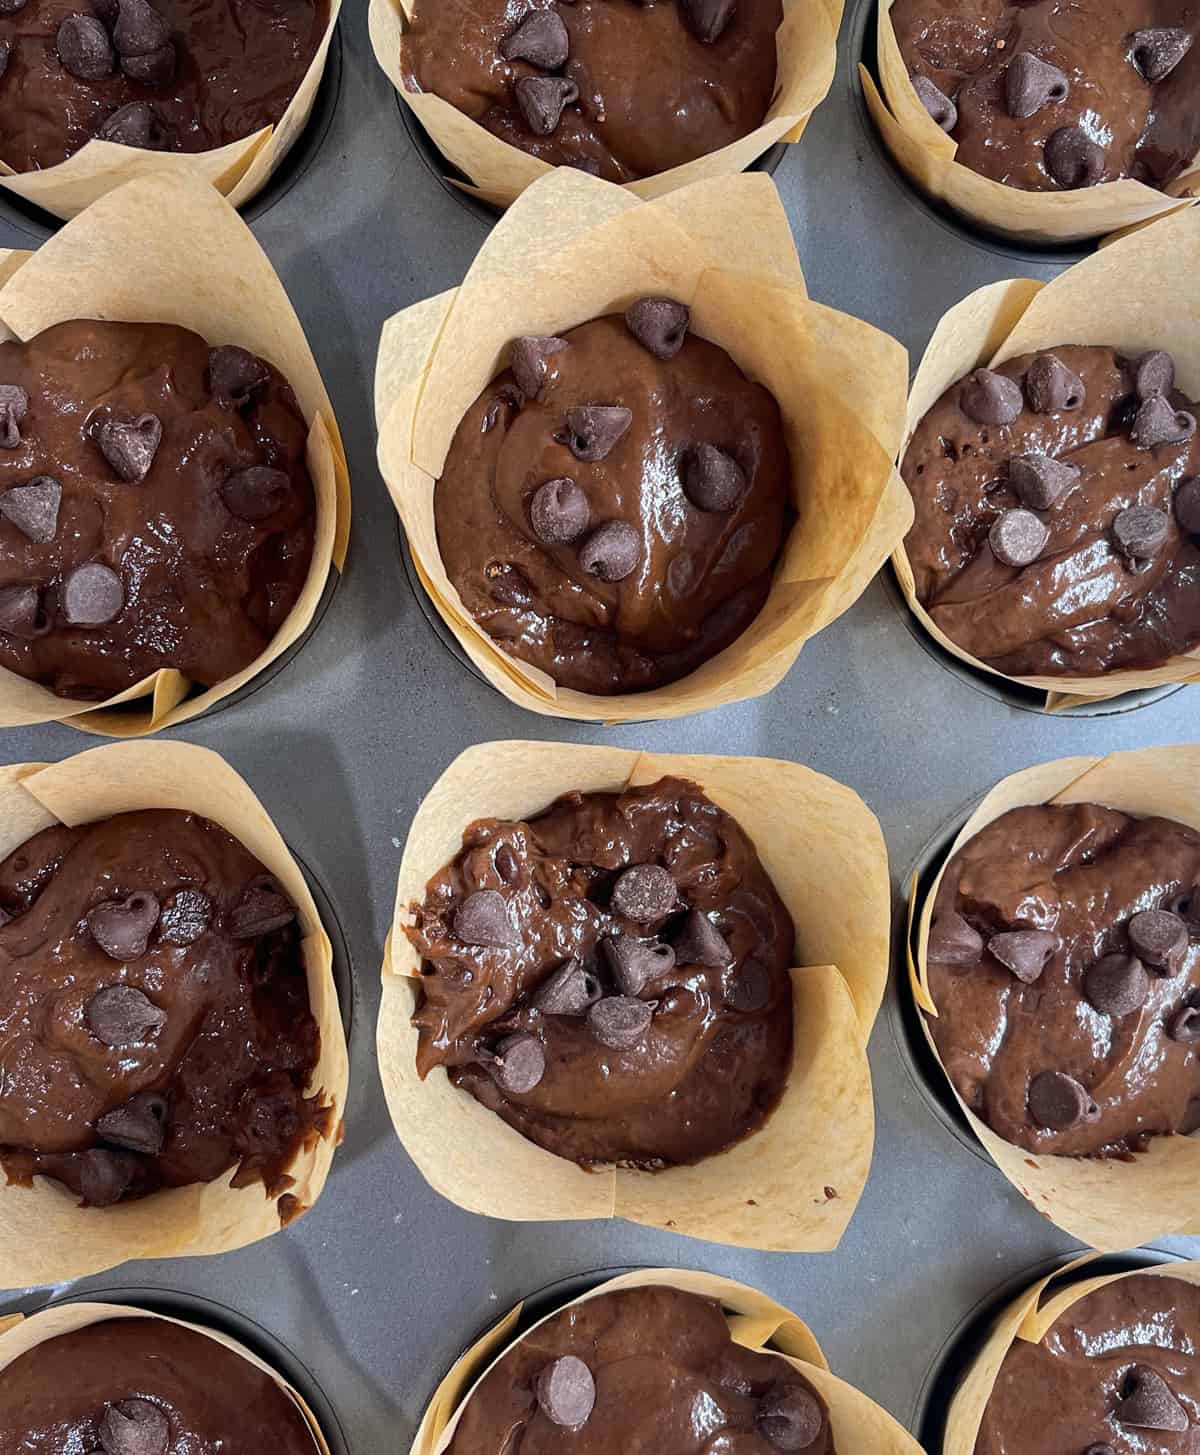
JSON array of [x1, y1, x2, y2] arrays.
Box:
[[976, 1273, 1200, 1455], [446, 1285, 835, 1454], [902, 345, 1200, 678], [434, 302, 791, 696], [0, 319, 316, 702], [408, 776, 794, 1169], [0, 0, 329, 173], [926, 802, 1200, 1158], [401, 0, 781, 183], [892, 0, 1199, 192], [0, 1316, 319, 1455], [0, 808, 329, 1209]]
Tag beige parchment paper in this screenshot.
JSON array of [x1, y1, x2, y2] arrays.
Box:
[[378, 739, 888, 1251], [0, 1302, 330, 1455], [0, 169, 350, 737], [369, 0, 842, 209], [861, 0, 1200, 246], [0, 740, 349, 1288], [410, 1268, 923, 1455], [375, 167, 910, 723], [909, 745, 1200, 1250], [893, 204, 1200, 712], [0, 1, 342, 222]]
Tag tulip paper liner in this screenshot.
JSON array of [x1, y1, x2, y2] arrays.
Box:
[[410, 1268, 924, 1455], [375, 168, 910, 723], [893, 205, 1200, 712], [0, 1302, 330, 1454], [379, 740, 888, 1251], [861, 0, 1200, 245], [943, 1256, 1200, 1455], [0, 741, 349, 1288], [909, 746, 1200, 1251], [369, 0, 841, 208], [0, 0, 341, 222], [0, 170, 350, 737]]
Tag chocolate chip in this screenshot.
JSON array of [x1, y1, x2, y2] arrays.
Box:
[[488, 1032, 545, 1094], [987, 929, 1059, 984], [98, 413, 162, 483], [587, 994, 653, 1048], [910, 73, 957, 131], [79, 1147, 136, 1206], [1004, 51, 1069, 118], [92, 0, 119, 25], [564, 404, 632, 462], [0, 477, 61, 543], [1025, 353, 1086, 413], [1128, 908, 1187, 969], [578, 520, 639, 581], [1028, 1070, 1099, 1129], [87, 890, 161, 962], [756, 1383, 824, 1451], [209, 345, 270, 410], [99, 1399, 169, 1455], [1133, 350, 1175, 401], [495, 843, 520, 884], [1165, 886, 1200, 928], [1044, 126, 1105, 189], [1117, 1366, 1189, 1432], [611, 863, 676, 922], [1084, 953, 1149, 1017], [510, 335, 568, 400], [961, 368, 1023, 426], [159, 888, 211, 947], [1168, 998, 1200, 1043], [453, 888, 515, 948], [220, 465, 291, 522], [1009, 453, 1079, 510], [120, 42, 173, 84], [989, 508, 1049, 568], [681, 0, 735, 42], [228, 880, 296, 939], [602, 934, 675, 995], [683, 443, 747, 512], [63, 562, 123, 625], [514, 76, 578, 135], [500, 10, 568, 69], [57, 15, 115, 80], [1129, 28, 1192, 83], [1175, 478, 1200, 534], [0, 585, 45, 638], [536, 1356, 595, 1427], [534, 958, 601, 1014], [0, 383, 28, 448], [726, 958, 772, 1012], [96, 1090, 168, 1154], [1113, 504, 1169, 562], [85, 985, 166, 1046], [113, 0, 169, 53], [673, 908, 733, 967], [624, 297, 690, 360], [530, 477, 589, 544], [928, 911, 983, 965], [98, 101, 166, 149], [1131, 395, 1197, 449]]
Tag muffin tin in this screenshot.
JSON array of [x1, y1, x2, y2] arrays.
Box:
[[0, 0, 1198, 1451]]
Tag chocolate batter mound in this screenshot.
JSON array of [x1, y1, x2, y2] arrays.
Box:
[[977, 1273, 1200, 1455], [0, 0, 329, 173], [0, 808, 329, 1209], [926, 802, 1200, 1158], [434, 303, 791, 696], [902, 345, 1200, 678], [0, 1316, 318, 1455], [892, 1, 1199, 193], [446, 1285, 835, 1455], [0, 319, 316, 702], [401, 0, 781, 183], [408, 776, 794, 1169]]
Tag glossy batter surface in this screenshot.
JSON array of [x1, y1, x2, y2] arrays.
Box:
[[408, 776, 794, 1169]]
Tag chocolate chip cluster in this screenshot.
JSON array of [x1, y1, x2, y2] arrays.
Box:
[[48, 0, 178, 150]]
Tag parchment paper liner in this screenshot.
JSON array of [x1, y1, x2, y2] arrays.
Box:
[[0, 0, 341, 222], [0, 740, 349, 1288], [375, 167, 911, 723], [379, 740, 888, 1251], [410, 1268, 924, 1455], [861, 0, 1200, 246], [0, 169, 350, 737], [943, 1256, 1200, 1455], [893, 204, 1200, 712], [908, 745, 1200, 1251], [369, 0, 842, 209], [0, 1301, 330, 1455]]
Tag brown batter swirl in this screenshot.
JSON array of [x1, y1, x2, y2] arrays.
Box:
[[446, 1285, 835, 1455], [927, 802, 1200, 1157], [408, 776, 794, 1169], [0, 808, 328, 1208], [977, 1273, 1200, 1455]]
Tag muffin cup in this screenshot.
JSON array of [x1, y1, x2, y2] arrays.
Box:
[[369, 0, 840, 208], [909, 746, 1200, 1251], [410, 1268, 923, 1455], [893, 205, 1200, 711], [379, 740, 888, 1251], [0, 1301, 330, 1453], [0, 170, 351, 737], [0, 740, 350, 1288], [375, 168, 910, 723], [0, 1, 342, 223], [860, 0, 1200, 246]]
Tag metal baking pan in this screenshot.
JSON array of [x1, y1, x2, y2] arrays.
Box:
[[1, 3, 1197, 1453]]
